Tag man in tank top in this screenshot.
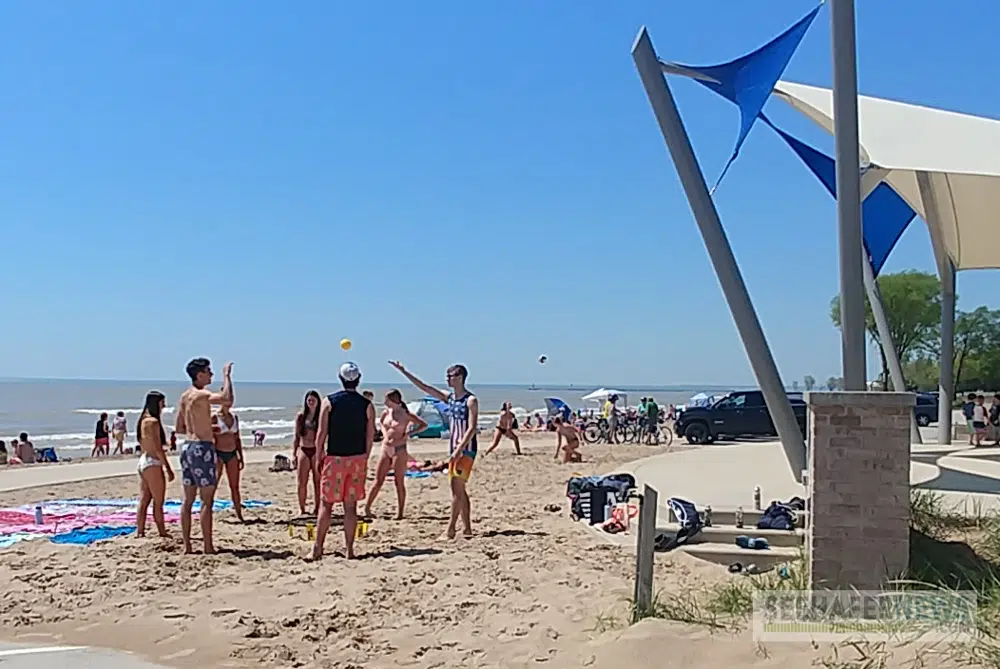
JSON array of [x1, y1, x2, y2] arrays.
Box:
[[311, 362, 376, 560], [390, 360, 479, 539]]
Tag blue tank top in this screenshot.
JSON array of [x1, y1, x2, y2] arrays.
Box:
[[448, 392, 478, 458]]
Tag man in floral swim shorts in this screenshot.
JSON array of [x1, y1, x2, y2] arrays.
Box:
[[175, 357, 234, 555], [311, 362, 375, 560]]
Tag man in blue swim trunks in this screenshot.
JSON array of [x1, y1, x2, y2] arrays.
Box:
[[175, 358, 234, 554]]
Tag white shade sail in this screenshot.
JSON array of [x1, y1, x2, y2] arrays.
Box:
[[773, 80, 1000, 271]]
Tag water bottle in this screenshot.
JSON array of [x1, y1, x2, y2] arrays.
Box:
[[735, 506, 744, 528], [34, 505, 43, 525], [753, 486, 762, 511]]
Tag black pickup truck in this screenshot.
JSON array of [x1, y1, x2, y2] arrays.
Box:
[[674, 390, 808, 444]]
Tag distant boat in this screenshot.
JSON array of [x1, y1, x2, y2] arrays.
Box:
[[528, 384, 539, 391]]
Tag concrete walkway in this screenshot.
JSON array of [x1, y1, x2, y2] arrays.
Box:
[[0, 642, 169, 668], [624, 440, 1000, 513], [0, 439, 452, 493]]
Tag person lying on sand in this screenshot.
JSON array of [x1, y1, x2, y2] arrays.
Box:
[[136, 391, 175, 538], [406, 459, 448, 473], [553, 417, 582, 463], [365, 389, 427, 520], [175, 358, 234, 555]]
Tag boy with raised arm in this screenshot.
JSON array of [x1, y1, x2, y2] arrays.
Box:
[[389, 360, 478, 538], [175, 358, 233, 554]]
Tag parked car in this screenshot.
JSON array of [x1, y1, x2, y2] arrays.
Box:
[[673, 390, 807, 445], [914, 393, 938, 427]]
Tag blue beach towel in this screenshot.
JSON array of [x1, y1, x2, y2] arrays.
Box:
[[50, 526, 135, 545], [41, 498, 271, 512], [405, 471, 432, 479]]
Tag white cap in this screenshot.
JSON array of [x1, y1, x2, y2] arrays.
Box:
[[339, 362, 361, 382]]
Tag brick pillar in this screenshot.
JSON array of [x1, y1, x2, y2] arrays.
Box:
[[805, 391, 914, 590]]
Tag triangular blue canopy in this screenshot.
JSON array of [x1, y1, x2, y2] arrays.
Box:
[[659, 5, 822, 190], [759, 115, 916, 276]]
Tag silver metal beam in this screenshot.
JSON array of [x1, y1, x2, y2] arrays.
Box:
[[631, 27, 806, 482], [831, 0, 867, 390], [916, 171, 956, 444], [860, 169, 922, 443]]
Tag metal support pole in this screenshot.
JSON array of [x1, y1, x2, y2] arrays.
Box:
[[860, 169, 922, 443], [831, 0, 866, 390], [916, 172, 956, 445], [631, 28, 806, 482]]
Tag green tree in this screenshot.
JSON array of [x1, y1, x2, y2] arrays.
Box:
[[804, 375, 816, 391], [825, 376, 840, 391], [830, 270, 942, 389], [954, 307, 1000, 390], [911, 307, 1000, 391]]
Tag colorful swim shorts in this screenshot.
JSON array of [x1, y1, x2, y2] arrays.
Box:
[[448, 454, 475, 482], [180, 440, 218, 488], [320, 454, 367, 505]]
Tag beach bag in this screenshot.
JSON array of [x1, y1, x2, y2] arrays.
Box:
[[757, 502, 796, 530], [573, 486, 612, 525], [269, 454, 292, 472], [599, 473, 636, 503], [656, 497, 703, 551]]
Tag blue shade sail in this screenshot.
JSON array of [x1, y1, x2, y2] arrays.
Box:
[[759, 115, 917, 276], [659, 5, 822, 191]]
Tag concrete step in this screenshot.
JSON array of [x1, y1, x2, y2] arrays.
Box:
[[663, 504, 808, 529], [675, 542, 802, 568], [655, 521, 805, 548]]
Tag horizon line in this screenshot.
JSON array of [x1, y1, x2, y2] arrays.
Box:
[[0, 375, 752, 390]]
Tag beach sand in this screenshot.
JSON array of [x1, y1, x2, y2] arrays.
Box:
[[0, 435, 723, 668], [0, 434, 962, 669]]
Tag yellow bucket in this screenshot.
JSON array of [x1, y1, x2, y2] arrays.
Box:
[[355, 521, 369, 539]]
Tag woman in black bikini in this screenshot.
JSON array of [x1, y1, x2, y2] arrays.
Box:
[[293, 390, 322, 516], [212, 400, 245, 522]]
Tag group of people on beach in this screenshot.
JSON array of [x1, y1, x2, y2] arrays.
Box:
[[132, 356, 487, 559], [0, 433, 36, 465]]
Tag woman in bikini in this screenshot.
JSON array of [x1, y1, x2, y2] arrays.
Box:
[[293, 390, 322, 516], [364, 389, 427, 519], [212, 400, 245, 522], [552, 416, 582, 463], [485, 402, 522, 455], [136, 391, 175, 537]]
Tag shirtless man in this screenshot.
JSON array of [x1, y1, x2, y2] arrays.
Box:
[[485, 402, 521, 456], [175, 358, 234, 554], [552, 417, 582, 463]]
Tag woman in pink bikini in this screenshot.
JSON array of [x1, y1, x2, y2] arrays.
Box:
[[364, 389, 427, 519], [293, 390, 322, 516]]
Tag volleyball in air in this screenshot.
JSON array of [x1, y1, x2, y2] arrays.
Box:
[[340, 338, 352, 351], [538, 354, 547, 364]]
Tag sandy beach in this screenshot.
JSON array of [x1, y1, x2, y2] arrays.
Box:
[[0, 435, 732, 668]]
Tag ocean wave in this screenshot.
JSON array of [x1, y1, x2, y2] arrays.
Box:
[[73, 406, 284, 415]]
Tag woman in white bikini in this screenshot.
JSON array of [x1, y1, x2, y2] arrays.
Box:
[[364, 389, 427, 519], [212, 400, 245, 522], [136, 391, 175, 537], [293, 390, 322, 516]]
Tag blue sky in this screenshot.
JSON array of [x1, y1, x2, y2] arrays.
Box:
[[1, 1, 998, 387]]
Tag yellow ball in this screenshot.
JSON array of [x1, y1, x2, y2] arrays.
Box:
[[340, 338, 352, 351]]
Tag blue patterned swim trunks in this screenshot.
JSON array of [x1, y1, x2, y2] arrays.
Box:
[[180, 440, 218, 488]]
